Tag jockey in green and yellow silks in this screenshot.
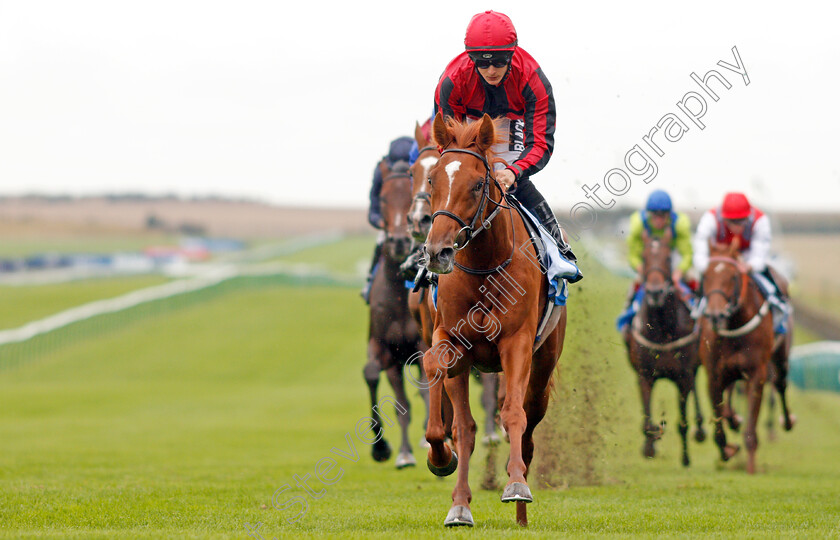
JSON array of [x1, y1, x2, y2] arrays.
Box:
[[627, 190, 693, 285], [616, 190, 694, 331]]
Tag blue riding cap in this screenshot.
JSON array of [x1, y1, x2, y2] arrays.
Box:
[[388, 136, 414, 165], [646, 190, 672, 212]]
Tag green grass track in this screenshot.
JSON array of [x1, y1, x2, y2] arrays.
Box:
[[1, 247, 839, 538]]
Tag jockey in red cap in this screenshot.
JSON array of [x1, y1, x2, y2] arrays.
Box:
[[433, 10, 575, 261], [693, 192, 791, 333]]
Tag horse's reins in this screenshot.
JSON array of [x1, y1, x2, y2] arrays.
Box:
[[430, 148, 514, 276], [702, 256, 769, 338], [633, 259, 697, 351]]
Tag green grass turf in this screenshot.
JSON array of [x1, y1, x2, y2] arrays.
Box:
[[270, 233, 376, 276], [0, 276, 172, 330], [1, 246, 839, 538]]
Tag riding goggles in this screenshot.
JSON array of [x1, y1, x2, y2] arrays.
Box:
[[469, 52, 512, 69]]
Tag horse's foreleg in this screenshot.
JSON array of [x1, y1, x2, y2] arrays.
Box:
[[417, 345, 432, 443], [499, 334, 534, 501], [384, 364, 415, 468], [709, 373, 739, 462], [724, 383, 743, 432], [691, 369, 707, 442], [443, 372, 476, 518], [744, 372, 765, 474], [637, 375, 657, 458], [422, 348, 455, 476], [677, 381, 691, 467], [365, 340, 391, 462]]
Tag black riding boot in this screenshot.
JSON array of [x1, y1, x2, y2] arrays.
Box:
[[513, 178, 576, 262], [360, 241, 384, 304]]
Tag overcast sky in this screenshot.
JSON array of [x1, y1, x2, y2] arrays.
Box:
[[1, 1, 838, 213]]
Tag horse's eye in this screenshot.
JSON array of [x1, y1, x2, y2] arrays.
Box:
[[427, 176, 432, 185], [474, 180, 484, 192]]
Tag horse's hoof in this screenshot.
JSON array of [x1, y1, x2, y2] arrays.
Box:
[[427, 450, 458, 477], [643, 439, 656, 459], [682, 454, 690, 467], [395, 451, 416, 469], [729, 414, 743, 432], [444, 505, 474, 527], [419, 437, 431, 449], [501, 482, 532, 503], [694, 428, 707, 443], [781, 413, 797, 431], [482, 432, 501, 446], [372, 440, 392, 463], [722, 444, 740, 461]]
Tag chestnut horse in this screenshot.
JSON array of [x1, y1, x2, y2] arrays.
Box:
[[623, 229, 705, 466], [421, 113, 567, 527], [364, 161, 430, 468], [406, 121, 502, 448], [698, 242, 795, 474]]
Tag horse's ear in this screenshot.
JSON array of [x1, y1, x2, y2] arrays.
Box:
[[476, 114, 496, 153], [432, 112, 453, 149], [414, 121, 428, 147]]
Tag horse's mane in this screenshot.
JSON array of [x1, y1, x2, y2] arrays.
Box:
[[438, 116, 510, 169]]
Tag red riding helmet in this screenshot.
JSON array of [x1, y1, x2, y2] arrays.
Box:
[[464, 10, 518, 52], [721, 192, 752, 220]]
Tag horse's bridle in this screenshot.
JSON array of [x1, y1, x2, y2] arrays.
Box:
[[702, 256, 748, 319], [381, 170, 411, 242], [429, 148, 514, 275], [409, 145, 437, 217]]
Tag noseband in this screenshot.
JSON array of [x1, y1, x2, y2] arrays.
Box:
[[702, 257, 747, 319], [429, 148, 513, 275]]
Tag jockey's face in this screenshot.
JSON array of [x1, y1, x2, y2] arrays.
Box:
[[476, 64, 508, 86], [724, 218, 747, 234], [649, 210, 670, 230]]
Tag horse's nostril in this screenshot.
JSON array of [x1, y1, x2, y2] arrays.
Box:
[[439, 247, 455, 263]]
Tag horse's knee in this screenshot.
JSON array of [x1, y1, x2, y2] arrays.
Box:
[[363, 362, 380, 382]]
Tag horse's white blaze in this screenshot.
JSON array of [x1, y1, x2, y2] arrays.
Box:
[[394, 213, 402, 227], [420, 156, 438, 180], [714, 262, 726, 274], [444, 160, 461, 206]]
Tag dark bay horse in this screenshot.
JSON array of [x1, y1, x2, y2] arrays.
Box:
[[623, 229, 705, 466], [364, 161, 430, 468], [698, 242, 795, 474], [406, 121, 502, 448], [421, 113, 567, 527]]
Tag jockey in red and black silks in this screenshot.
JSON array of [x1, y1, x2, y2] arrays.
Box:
[[433, 10, 574, 261]]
